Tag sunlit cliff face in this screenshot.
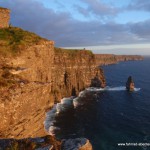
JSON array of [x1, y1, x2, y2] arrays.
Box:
[[0, 7, 10, 28]]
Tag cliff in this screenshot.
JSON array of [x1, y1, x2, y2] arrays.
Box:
[[52, 48, 106, 101], [0, 7, 10, 28], [0, 27, 143, 149], [0, 27, 105, 139], [0, 27, 54, 139], [95, 54, 143, 66]]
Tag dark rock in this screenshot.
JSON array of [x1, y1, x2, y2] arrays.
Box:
[[126, 76, 135, 91], [90, 68, 106, 88], [90, 76, 101, 87], [61, 138, 93, 150]]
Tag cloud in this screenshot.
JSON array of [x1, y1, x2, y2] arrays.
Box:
[[1, 0, 150, 48], [127, 0, 150, 11], [75, 0, 119, 18], [74, 5, 90, 17], [1, 0, 73, 43], [129, 19, 150, 40]]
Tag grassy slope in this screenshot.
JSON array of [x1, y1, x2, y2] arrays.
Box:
[[0, 27, 47, 56], [0, 27, 48, 87]]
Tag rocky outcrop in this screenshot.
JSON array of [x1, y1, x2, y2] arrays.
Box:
[[95, 54, 143, 66], [90, 68, 105, 88], [0, 136, 92, 150], [126, 76, 135, 91], [61, 138, 92, 150], [0, 7, 10, 28], [0, 135, 60, 150]]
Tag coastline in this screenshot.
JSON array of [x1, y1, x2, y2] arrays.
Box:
[[95, 54, 144, 66], [43, 57, 144, 149], [0, 6, 146, 150], [0, 43, 143, 149], [0, 27, 143, 150]]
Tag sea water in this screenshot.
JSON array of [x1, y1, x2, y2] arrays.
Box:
[[45, 57, 150, 150]]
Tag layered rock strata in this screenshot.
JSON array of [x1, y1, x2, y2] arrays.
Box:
[[52, 48, 106, 102], [0, 40, 54, 138], [0, 42, 105, 139]]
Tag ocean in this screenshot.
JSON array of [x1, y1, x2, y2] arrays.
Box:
[[45, 57, 150, 150]]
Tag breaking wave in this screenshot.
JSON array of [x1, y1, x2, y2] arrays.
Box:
[[86, 86, 141, 92], [44, 91, 87, 135], [44, 86, 140, 135]]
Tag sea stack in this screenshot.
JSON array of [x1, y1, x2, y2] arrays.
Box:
[[126, 76, 135, 91], [90, 68, 106, 88]]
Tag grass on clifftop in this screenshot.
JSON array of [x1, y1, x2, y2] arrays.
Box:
[[0, 7, 9, 10], [54, 47, 94, 57], [0, 27, 47, 56]]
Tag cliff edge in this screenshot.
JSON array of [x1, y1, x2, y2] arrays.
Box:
[[0, 27, 105, 139], [0, 27, 54, 138]]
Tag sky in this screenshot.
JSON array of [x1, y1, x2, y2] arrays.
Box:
[[1, 0, 150, 55]]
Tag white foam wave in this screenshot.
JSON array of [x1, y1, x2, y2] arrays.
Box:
[[44, 86, 140, 135], [73, 97, 81, 108], [86, 86, 141, 92], [44, 97, 75, 135], [134, 88, 141, 92], [61, 97, 74, 107], [49, 126, 60, 136], [73, 90, 87, 108], [44, 105, 58, 135], [56, 97, 74, 114], [44, 105, 56, 128], [79, 90, 87, 97]]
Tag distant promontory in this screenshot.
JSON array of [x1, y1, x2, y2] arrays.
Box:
[[95, 54, 143, 66]]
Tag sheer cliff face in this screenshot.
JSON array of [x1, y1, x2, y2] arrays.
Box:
[[0, 41, 55, 138], [0, 45, 105, 138], [95, 54, 117, 65], [51, 49, 105, 102]]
